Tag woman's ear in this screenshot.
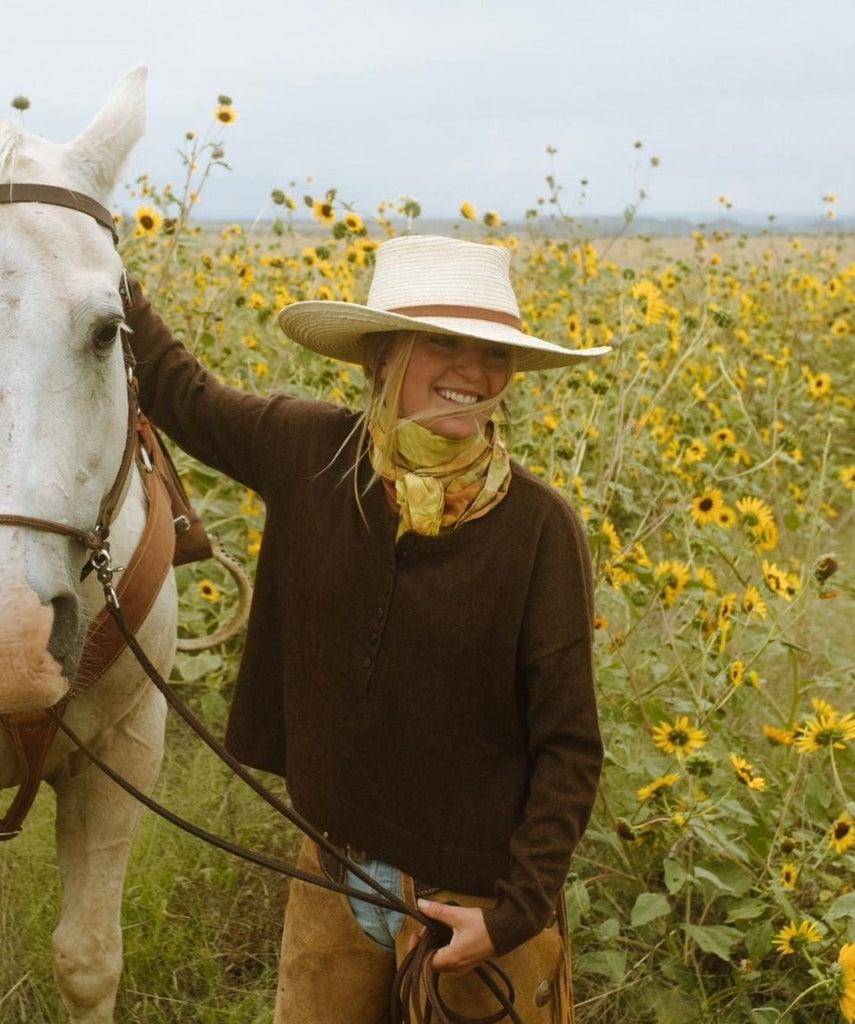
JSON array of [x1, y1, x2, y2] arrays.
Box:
[[363, 352, 386, 382]]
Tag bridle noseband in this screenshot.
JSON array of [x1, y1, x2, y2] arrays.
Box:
[[0, 183, 134, 578]]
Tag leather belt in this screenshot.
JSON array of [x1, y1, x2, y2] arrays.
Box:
[[318, 843, 440, 898]]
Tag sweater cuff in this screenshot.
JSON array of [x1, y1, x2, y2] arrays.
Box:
[[482, 897, 547, 958]]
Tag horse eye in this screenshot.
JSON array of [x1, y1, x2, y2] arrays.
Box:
[[92, 319, 123, 353]]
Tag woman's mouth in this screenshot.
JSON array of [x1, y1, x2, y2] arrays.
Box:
[[435, 387, 480, 406]]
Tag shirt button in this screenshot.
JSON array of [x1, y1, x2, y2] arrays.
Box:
[[376, 606, 384, 619], [362, 655, 373, 669]]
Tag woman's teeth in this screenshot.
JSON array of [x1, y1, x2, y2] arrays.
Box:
[[436, 388, 479, 405]]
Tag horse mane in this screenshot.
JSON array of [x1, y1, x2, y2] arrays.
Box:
[[0, 121, 20, 177]]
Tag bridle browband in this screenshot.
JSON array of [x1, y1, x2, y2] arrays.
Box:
[[0, 182, 133, 566], [0, 183, 119, 244]]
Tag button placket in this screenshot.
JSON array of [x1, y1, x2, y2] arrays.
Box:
[[360, 563, 396, 688]]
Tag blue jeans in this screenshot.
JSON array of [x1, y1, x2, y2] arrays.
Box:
[[345, 859, 407, 951]]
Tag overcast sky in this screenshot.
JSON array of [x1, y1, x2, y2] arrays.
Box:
[[3, 0, 853, 225]]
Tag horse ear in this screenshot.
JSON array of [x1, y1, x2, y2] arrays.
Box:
[[64, 66, 147, 200]]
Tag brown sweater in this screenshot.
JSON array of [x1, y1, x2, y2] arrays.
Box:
[[125, 282, 603, 955]]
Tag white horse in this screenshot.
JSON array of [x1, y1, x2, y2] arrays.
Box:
[[0, 67, 178, 1022]]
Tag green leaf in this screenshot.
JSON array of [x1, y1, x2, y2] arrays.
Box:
[[682, 923, 743, 961], [749, 917, 774, 962], [631, 892, 671, 928], [574, 949, 627, 983], [726, 899, 767, 922], [693, 865, 737, 895], [173, 650, 223, 682], [826, 892, 855, 921], [564, 879, 590, 930], [663, 857, 688, 895]]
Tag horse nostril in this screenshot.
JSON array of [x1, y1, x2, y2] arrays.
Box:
[[46, 593, 81, 677]]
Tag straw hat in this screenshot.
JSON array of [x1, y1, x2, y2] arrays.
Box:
[[277, 235, 611, 371]]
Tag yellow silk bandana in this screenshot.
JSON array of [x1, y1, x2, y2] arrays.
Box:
[[368, 412, 511, 540]]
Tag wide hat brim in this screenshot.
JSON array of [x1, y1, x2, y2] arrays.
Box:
[[277, 301, 611, 371]]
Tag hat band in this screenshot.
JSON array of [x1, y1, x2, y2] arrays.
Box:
[[388, 304, 522, 330]]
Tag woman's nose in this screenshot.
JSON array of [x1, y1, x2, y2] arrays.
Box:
[[452, 343, 484, 374]]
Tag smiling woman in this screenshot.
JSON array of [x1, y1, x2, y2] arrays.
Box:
[[123, 232, 610, 1023]]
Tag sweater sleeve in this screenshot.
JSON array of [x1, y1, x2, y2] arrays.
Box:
[[481, 497, 603, 955], [123, 278, 278, 496]]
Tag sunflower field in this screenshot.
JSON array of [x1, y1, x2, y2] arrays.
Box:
[[1, 102, 853, 1023]]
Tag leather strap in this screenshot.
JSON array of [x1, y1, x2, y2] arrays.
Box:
[[0, 183, 118, 244], [71, 419, 175, 690], [0, 711, 60, 839]]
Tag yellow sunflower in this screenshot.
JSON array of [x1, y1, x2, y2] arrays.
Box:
[[795, 699, 855, 753], [214, 103, 238, 125], [741, 586, 768, 619], [712, 426, 737, 449], [342, 211, 365, 234], [727, 660, 746, 687], [763, 724, 796, 746], [695, 566, 718, 592], [134, 205, 163, 237], [683, 438, 708, 464], [838, 943, 855, 1023], [199, 579, 220, 602], [762, 560, 798, 601], [654, 560, 691, 607], [717, 592, 738, 628], [829, 812, 855, 855], [772, 919, 822, 955], [651, 716, 707, 759], [637, 772, 681, 801], [460, 200, 477, 221], [780, 863, 799, 889], [736, 495, 777, 547], [729, 752, 766, 790], [630, 279, 669, 326], [311, 199, 336, 225], [691, 488, 725, 525], [806, 370, 833, 399]]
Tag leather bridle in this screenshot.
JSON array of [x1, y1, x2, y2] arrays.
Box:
[[0, 183, 136, 581], [0, 184, 527, 1023]]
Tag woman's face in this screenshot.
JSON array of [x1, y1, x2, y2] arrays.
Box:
[[395, 334, 512, 439]]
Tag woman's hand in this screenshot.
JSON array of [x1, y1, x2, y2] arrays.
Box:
[[414, 898, 496, 973]]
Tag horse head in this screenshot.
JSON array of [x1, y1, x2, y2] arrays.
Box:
[[0, 67, 146, 712]]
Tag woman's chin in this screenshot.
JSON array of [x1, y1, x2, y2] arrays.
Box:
[[425, 413, 484, 440]]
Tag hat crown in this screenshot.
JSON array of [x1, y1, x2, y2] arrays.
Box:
[[366, 235, 520, 318]]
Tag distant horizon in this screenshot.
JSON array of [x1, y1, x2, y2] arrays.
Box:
[[127, 209, 854, 238]]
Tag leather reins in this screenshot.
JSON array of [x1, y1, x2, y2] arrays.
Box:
[[0, 184, 524, 1024]]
